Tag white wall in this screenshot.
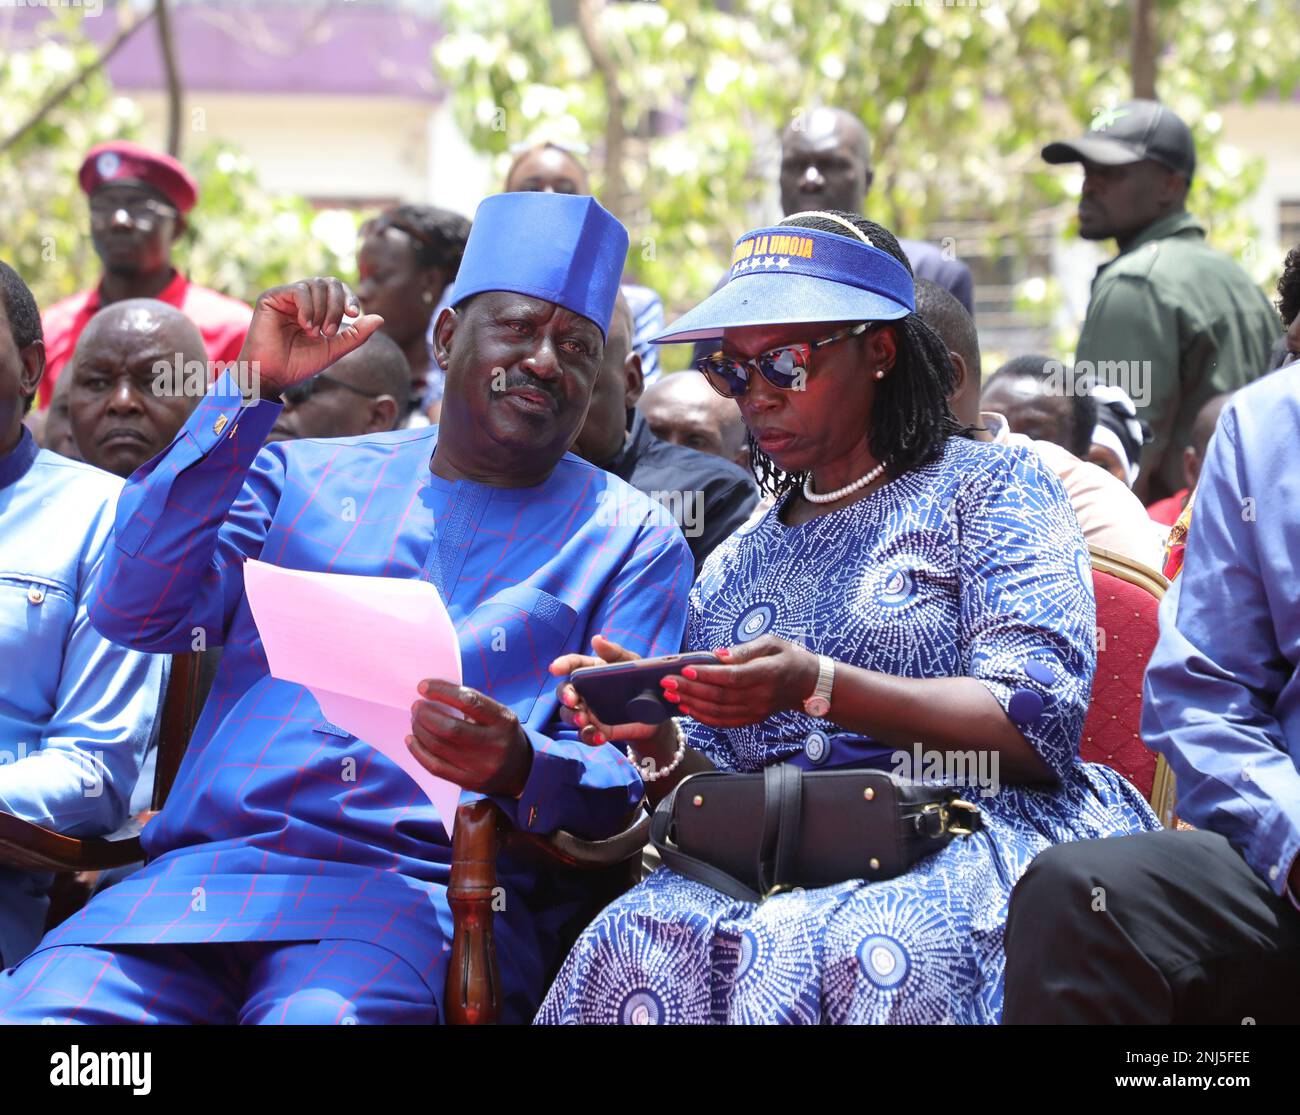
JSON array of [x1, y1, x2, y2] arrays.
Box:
[[1219, 101, 1300, 265], [426, 100, 496, 218], [128, 91, 489, 213]]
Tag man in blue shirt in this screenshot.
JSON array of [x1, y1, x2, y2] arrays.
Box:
[[420, 143, 668, 412], [1002, 364, 1300, 1023], [65, 299, 205, 478], [0, 261, 163, 968], [0, 194, 692, 1025], [504, 142, 667, 385]]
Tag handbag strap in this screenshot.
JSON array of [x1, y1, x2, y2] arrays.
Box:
[[650, 766, 810, 903], [651, 783, 764, 903], [757, 763, 803, 897]]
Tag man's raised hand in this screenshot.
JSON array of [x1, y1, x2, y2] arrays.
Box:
[[238, 278, 384, 395]]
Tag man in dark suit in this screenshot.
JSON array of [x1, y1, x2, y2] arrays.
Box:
[[573, 294, 758, 577]]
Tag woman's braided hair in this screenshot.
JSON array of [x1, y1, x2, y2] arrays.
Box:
[[361, 204, 472, 277], [746, 210, 964, 499], [1277, 242, 1300, 328]]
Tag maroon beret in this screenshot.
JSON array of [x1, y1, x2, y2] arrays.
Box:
[[78, 141, 198, 214]]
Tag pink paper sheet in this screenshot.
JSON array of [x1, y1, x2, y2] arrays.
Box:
[[243, 559, 464, 836]]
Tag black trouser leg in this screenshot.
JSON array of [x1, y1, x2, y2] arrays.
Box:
[[1003, 829, 1300, 1024]]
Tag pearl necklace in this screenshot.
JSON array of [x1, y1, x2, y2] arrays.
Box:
[[802, 460, 888, 504]]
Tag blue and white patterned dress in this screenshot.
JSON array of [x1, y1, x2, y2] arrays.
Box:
[[536, 435, 1161, 1025]]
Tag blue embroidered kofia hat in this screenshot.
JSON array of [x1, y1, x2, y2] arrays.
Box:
[[652, 215, 915, 344], [452, 192, 629, 340]]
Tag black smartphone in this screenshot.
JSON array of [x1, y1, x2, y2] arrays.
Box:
[[569, 651, 721, 725]]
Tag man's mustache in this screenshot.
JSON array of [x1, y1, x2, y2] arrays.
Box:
[[497, 371, 561, 408]]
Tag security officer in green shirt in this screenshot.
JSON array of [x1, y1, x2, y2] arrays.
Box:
[[1044, 100, 1279, 504]]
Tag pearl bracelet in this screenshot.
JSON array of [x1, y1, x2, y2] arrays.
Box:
[[627, 718, 686, 782]]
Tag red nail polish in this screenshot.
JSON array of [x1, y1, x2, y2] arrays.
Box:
[[682, 667, 697, 680], [593, 732, 606, 745], [664, 691, 679, 703], [715, 648, 731, 659], [678, 705, 692, 716], [576, 713, 587, 727]]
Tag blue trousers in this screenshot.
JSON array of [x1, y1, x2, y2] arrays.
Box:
[[0, 939, 438, 1024]]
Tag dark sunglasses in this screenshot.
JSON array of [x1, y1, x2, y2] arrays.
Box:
[[281, 374, 384, 407], [695, 322, 874, 399]]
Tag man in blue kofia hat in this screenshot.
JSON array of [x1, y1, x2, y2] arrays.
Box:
[[0, 193, 693, 1025]]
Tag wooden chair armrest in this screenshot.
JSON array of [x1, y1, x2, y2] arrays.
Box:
[[446, 799, 506, 1026], [0, 811, 145, 873], [510, 810, 651, 868], [153, 651, 205, 811], [445, 800, 651, 1025]]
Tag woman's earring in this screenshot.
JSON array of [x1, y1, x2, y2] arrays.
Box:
[[874, 368, 886, 380], [423, 291, 435, 306]]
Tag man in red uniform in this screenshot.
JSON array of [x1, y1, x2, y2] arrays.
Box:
[[38, 141, 252, 408]]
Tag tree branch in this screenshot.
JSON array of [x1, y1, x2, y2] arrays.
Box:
[[156, 0, 184, 157], [0, 7, 156, 155], [576, 0, 629, 226], [1131, 0, 1158, 100]]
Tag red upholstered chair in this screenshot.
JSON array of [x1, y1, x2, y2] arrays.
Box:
[[1084, 546, 1177, 826]]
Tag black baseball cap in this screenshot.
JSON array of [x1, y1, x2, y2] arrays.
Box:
[[1042, 99, 1196, 181]]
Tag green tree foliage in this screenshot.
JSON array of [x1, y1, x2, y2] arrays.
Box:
[[1, 13, 356, 318], [0, 19, 141, 310], [181, 146, 358, 303], [435, 0, 1300, 361]]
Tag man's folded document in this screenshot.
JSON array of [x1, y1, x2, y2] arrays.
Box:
[[243, 559, 464, 835]]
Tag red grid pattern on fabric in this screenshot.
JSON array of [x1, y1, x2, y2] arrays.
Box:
[[1081, 568, 1163, 798]]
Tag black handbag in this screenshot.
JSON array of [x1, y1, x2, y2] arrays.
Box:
[[650, 764, 983, 903]]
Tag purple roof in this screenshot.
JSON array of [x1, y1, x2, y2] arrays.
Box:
[[4, 2, 444, 100]]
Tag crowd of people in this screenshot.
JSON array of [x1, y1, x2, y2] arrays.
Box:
[[0, 94, 1297, 1025]]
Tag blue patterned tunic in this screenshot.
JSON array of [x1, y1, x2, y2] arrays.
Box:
[[537, 435, 1161, 1024]]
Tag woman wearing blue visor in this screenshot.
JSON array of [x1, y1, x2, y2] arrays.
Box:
[[540, 210, 1160, 1024]]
